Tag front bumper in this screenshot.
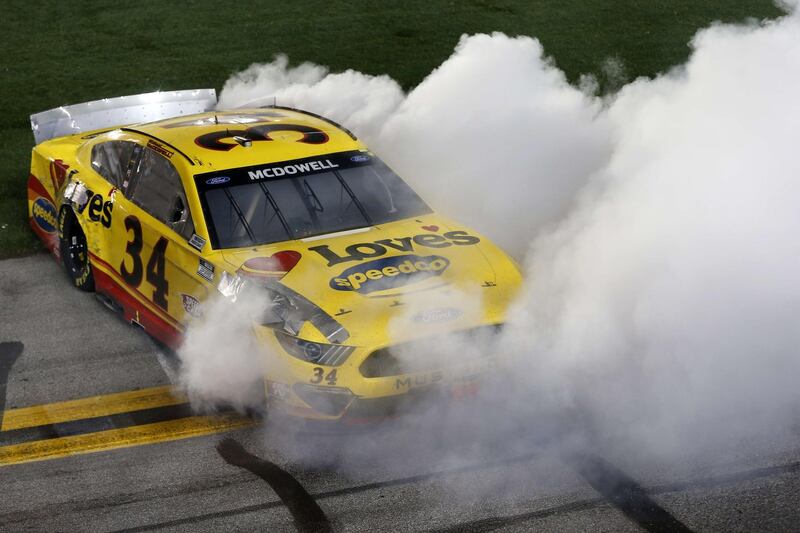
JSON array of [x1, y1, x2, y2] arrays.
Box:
[[265, 357, 494, 423], [257, 323, 501, 422]]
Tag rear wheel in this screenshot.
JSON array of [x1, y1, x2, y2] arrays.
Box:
[[59, 208, 95, 291]]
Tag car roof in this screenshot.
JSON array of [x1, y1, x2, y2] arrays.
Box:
[[125, 107, 364, 171]]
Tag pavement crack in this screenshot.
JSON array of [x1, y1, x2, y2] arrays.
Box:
[[216, 437, 332, 533], [0, 341, 24, 428]]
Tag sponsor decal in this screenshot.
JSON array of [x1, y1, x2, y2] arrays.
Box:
[[32, 197, 57, 234], [266, 381, 291, 400], [195, 123, 328, 151], [394, 361, 496, 391], [188, 233, 206, 251], [451, 380, 480, 401], [238, 251, 300, 281], [412, 307, 462, 324], [194, 150, 373, 191], [247, 159, 338, 181], [330, 254, 450, 294], [205, 176, 230, 185], [350, 154, 370, 162], [181, 294, 202, 318], [197, 258, 215, 282], [146, 139, 174, 159], [309, 230, 481, 267], [75, 189, 113, 228], [395, 371, 444, 390]]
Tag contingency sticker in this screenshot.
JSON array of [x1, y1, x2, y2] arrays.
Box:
[[189, 233, 206, 251], [197, 258, 215, 281], [181, 294, 202, 317]]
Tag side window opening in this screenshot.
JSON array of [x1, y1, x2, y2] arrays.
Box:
[[91, 141, 138, 188], [128, 146, 195, 240]]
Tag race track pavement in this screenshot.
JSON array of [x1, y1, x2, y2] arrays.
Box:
[[1, 253, 799, 532]]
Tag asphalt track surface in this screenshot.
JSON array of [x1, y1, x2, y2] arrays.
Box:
[[1, 253, 799, 532]]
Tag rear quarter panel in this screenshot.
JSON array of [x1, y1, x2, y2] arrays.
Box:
[[27, 136, 86, 259]]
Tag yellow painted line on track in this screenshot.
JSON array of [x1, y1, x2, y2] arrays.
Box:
[[1, 386, 185, 431], [0, 414, 254, 466]]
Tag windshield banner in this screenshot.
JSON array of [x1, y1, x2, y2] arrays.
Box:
[[194, 150, 372, 192]]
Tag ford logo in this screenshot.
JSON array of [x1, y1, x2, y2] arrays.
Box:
[[412, 308, 462, 324], [350, 154, 370, 163], [205, 176, 231, 185]]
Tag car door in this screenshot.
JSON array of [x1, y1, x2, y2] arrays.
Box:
[[111, 139, 211, 335]]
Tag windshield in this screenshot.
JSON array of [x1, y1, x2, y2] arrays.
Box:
[[195, 151, 431, 249]]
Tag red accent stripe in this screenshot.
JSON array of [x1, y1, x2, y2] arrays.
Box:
[[92, 266, 185, 350], [89, 252, 183, 329], [27, 173, 55, 203], [89, 252, 184, 350]]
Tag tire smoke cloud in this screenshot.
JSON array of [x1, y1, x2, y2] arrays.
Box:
[[177, 291, 272, 413], [502, 8, 800, 456], [180, 2, 800, 468]]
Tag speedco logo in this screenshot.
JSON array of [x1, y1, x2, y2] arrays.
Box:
[[32, 197, 57, 234], [330, 255, 450, 294]]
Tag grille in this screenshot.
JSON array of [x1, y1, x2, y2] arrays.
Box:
[[359, 324, 503, 378]]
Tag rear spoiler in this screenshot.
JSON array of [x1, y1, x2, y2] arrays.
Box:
[[30, 88, 217, 145]]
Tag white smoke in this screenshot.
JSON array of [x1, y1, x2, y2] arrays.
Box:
[[177, 291, 272, 412], [505, 9, 800, 456], [371, 33, 613, 257], [217, 55, 405, 141], [218, 35, 612, 257], [199, 2, 800, 463]]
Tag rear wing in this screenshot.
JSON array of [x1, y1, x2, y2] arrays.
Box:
[[30, 89, 217, 145]]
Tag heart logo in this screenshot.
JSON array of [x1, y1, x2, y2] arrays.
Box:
[[422, 225, 439, 232], [240, 251, 301, 280]]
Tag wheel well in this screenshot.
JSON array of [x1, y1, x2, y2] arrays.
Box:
[[58, 204, 95, 291], [59, 205, 82, 236]]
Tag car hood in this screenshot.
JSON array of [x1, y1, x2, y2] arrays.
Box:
[[219, 214, 522, 345]]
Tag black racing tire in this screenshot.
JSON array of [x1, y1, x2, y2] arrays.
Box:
[[58, 208, 95, 292]]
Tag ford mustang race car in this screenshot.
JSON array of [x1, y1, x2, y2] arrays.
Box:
[[27, 89, 522, 422]]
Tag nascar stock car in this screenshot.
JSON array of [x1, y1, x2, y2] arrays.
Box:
[[27, 89, 522, 421]]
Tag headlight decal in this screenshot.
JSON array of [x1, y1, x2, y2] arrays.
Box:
[[218, 273, 350, 345], [274, 330, 354, 366], [262, 280, 350, 344]]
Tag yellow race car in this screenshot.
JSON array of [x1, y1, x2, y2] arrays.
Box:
[[27, 90, 522, 422]]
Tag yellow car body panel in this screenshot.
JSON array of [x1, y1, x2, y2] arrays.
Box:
[[27, 108, 523, 422]]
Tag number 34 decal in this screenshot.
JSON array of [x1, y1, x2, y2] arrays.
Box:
[[120, 215, 169, 311], [310, 368, 337, 385]]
